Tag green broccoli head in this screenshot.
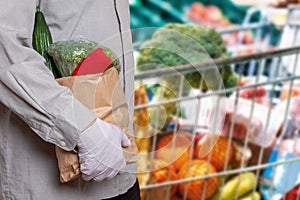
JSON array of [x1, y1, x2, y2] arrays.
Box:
[[136, 23, 236, 92]]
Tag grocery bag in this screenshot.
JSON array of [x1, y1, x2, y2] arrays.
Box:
[[55, 67, 139, 183]]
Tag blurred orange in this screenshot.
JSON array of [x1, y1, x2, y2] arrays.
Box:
[[178, 160, 218, 200], [155, 132, 192, 171], [195, 136, 234, 171], [147, 160, 178, 200]]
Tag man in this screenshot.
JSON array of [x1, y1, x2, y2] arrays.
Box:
[[0, 0, 140, 199]]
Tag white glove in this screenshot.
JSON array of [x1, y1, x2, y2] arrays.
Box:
[[77, 118, 130, 182]]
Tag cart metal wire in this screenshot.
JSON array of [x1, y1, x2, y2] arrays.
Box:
[[133, 45, 300, 200]]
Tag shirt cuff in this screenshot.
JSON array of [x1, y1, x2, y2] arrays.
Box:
[[51, 97, 98, 151]]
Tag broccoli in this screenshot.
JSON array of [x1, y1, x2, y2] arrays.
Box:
[[136, 23, 237, 92], [136, 23, 237, 128]]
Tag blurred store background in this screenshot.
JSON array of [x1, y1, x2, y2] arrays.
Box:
[[129, 0, 290, 53], [130, 1, 300, 200]]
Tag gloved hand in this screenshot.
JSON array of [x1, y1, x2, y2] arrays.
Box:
[[77, 118, 130, 181]]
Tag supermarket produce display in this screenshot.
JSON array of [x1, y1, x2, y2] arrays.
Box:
[[133, 21, 300, 200], [130, 0, 250, 31], [187, 3, 231, 27], [132, 1, 300, 200], [130, 0, 283, 55], [134, 91, 300, 199]]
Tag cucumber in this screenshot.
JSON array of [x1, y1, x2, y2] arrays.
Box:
[[32, 6, 60, 78]]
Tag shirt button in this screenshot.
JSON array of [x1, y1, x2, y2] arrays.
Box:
[[60, 141, 66, 147]]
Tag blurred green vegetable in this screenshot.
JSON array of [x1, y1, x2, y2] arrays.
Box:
[[136, 23, 237, 92], [136, 23, 237, 127]]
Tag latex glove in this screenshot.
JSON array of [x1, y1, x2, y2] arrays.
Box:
[[77, 118, 130, 181]]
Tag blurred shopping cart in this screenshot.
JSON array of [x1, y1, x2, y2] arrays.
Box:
[[134, 46, 300, 200], [219, 4, 300, 78]]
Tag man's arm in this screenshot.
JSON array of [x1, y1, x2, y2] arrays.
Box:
[[0, 0, 97, 151]]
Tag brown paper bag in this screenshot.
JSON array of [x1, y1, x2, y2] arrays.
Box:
[[55, 67, 139, 183]]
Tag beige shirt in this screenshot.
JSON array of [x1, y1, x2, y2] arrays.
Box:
[[0, 0, 137, 199]]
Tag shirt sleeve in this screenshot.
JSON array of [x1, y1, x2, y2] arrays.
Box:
[[0, 1, 97, 151]]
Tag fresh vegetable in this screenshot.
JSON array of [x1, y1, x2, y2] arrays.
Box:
[[32, 6, 60, 78], [136, 23, 237, 92], [48, 40, 120, 77], [187, 3, 230, 28], [239, 191, 261, 200], [136, 23, 237, 123], [211, 172, 257, 200]]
